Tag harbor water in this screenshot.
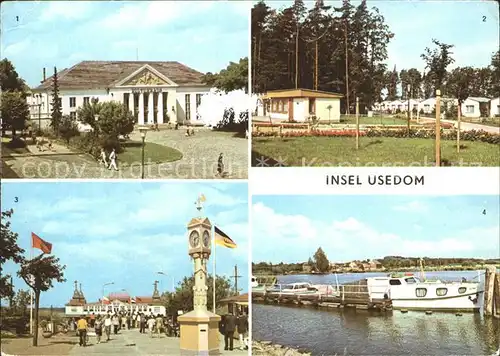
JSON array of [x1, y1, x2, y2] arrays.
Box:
[[252, 271, 500, 356]]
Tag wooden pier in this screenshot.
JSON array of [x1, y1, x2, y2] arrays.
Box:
[[252, 280, 392, 311], [484, 266, 500, 319]]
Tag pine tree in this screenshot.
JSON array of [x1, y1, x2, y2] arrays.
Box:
[[50, 66, 62, 134]]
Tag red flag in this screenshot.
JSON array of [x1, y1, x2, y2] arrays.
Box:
[[31, 232, 52, 254]]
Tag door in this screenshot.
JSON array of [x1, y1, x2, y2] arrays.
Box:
[[293, 99, 305, 121], [198, 323, 208, 350]]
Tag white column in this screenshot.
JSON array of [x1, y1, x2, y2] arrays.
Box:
[[147, 92, 154, 124], [157, 92, 164, 124], [128, 92, 134, 115], [138, 92, 145, 125]]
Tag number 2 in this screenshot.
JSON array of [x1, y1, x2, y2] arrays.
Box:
[[482, 16, 486, 22]]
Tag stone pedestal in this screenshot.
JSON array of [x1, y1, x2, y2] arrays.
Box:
[[178, 309, 221, 355]]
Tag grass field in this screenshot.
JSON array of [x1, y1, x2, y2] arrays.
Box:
[[252, 136, 500, 166], [113, 141, 183, 166]]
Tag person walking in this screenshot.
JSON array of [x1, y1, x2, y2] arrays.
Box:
[[104, 314, 112, 341], [99, 148, 108, 166], [108, 148, 118, 171], [77, 315, 88, 347], [223, 310, 237, 351], [237, 312, 249, 350], [126, 313, 131, 330], [147, 316, 155, 338], [94, 315, 103, 344], [155, 314, 163, 338], [112, 314, 119, 334], [90, 313, 95, 328], [140, 313, 146, 333]]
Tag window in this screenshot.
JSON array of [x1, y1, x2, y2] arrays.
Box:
[[185, 94, 191, 121], [415, 288, 427, 297], [196, 94, 202, 108], [458, 287, 467, 294], [154, 307, 161, 313], [283, 101, 288, 113], [389, 279, 402, 286], [466, 105, 474, 114], [69, 97, 76, 108], [424, 104, 430, 111], [436, 288, 447, 296], [123, 93, 129, 110], [405, 277, 417, 284], [70, 112, 76, 120], [272, 101, 277, 112], [83, 97, 90, 105]]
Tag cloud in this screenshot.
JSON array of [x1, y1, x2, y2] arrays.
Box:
[[39, 2, 93, 22], [252, 202, 500, 263], [2, 38, 31, 56], [393, 200, 427, 213]]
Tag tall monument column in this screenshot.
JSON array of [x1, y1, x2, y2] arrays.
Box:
[[178, 197, 221, 355]]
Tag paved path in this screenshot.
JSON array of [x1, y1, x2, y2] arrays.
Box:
[[69, 329, 248, 355], [2, 128, 248, 179]]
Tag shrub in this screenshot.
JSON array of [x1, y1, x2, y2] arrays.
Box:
[[0, 315, 29, 335], [6, 136, 27, 149]]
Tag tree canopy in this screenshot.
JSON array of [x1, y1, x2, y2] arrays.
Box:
[[202, 57, 248, 93], [18, 254, 66, 346], [313, 247, 330, 272], [0, 209, 25, 300], [0, 58, 27, 92], [161, 275, 232, 316]]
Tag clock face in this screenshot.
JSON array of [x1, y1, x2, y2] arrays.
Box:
[[203, 230, 210, 247], [189, 230, 200, 248]]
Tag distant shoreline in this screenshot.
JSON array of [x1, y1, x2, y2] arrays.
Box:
[[254, 266, 500, 277]]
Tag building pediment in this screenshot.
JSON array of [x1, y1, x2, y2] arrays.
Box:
[[115, 64, 178, 87]]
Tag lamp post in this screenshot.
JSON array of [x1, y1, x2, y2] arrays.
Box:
[[139, 126, 149, 179], [102, 282, 114, 301], [157, 271, 175, 292], [407, 83, 411, 136], [36, 95, 42, 132]]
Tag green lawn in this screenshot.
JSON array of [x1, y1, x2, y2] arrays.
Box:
[[118, 141, 183, 166], [252, 137, 500, 166], [339, 115, 411, 126]]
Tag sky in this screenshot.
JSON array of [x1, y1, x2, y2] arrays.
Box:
[[0, 1, 250, 87], [252, 195, 500, 264], [1, 182, 249, 307], [264, 0, 499, 73]]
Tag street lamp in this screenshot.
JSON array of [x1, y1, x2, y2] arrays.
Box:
[[102, 282, 114, 300], [36, 95, 42, 132], [139, 126, 149, 179], [157, 271, 175, 292], [407, 83, 411, 136]]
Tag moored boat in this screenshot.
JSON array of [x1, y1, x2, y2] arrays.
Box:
[[366, 273, 484, 312]]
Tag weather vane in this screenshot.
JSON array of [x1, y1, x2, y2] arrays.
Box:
[[195, 194, 206, 215]]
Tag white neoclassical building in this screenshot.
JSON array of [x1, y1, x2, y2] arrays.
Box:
[[27, 61, 212, 128]]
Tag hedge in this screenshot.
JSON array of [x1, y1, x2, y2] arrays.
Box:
[[253, 128, 500, 145]]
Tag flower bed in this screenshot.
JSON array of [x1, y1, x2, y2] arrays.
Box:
[[253, 122, 309, 129], [253, 129, 367, 138]]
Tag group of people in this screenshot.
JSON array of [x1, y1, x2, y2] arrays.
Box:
[[73, 309, 247, 350], [98, 148, 118, 171], [73, 311, 180, 347], [220, 310, 248, 351]]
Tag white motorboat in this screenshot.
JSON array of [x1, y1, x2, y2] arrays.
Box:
[[281, 282, 318, 294], [366, 272, 484, 312]]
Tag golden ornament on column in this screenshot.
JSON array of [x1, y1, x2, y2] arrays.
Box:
[[178, 195, 221, 355]]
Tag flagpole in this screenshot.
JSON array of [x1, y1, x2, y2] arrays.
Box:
[[213, 223, 216, 314], [29, 241, 33, 335]]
